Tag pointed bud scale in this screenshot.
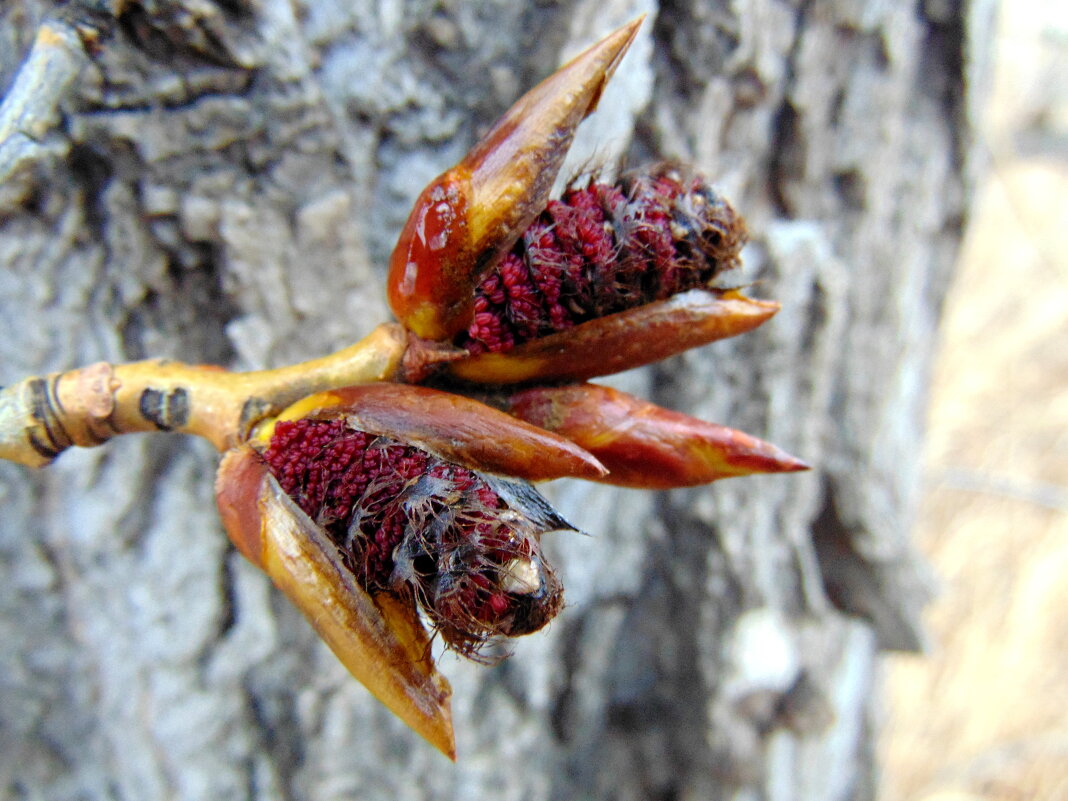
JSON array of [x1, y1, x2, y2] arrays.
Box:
[[505, 384, 809, 488], [388, 18, 643, 340], [449, 288, 779, 384], [255, 383, 606, 482], [215, 447, 456, 758]]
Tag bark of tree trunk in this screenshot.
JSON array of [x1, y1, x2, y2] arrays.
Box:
[[0, 1, 992, 799]]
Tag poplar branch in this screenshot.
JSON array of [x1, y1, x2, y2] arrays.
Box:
[[0, 324, 407, 468]]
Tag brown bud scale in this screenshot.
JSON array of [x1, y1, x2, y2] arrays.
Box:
[[459, 166, 747, 355]]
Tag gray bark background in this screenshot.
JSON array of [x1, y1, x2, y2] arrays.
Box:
[[0, 1, 992, 800]]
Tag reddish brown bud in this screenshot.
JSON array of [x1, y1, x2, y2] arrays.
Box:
[[436, 164, 771, 384], [213, 376, 610, 753], [388, 19, 643, 340], [258, 416, 570, 658], [215, 447, 456, 758], [256, 383, 606, 482], [449, 288, 779, 384], [504, 384, 809, 488], [458, 167, 749, 357]]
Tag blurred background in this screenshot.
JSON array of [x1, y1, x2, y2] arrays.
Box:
[[881, 2, 1068, 799], [0, 1, 1054, 797]]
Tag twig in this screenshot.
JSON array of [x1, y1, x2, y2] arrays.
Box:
[[0, 324, 407, 467]]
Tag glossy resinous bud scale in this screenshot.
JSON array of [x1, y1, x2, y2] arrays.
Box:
[[388, 19, 643, 341]]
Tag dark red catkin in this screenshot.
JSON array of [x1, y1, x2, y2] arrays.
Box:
[[261, 417, 566, 657], [460, 166, 748, 355]]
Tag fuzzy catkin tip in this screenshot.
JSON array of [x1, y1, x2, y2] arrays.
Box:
[[459, 165, 747, 355], [261, 418, 564, 657]]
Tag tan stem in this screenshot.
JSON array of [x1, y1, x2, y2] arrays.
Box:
[[0, 324, 407, 468]]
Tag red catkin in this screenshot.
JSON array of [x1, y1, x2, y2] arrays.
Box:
[[458, 166, 748, 355], [261, 418, 564, 656]]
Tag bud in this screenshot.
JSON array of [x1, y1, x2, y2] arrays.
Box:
[[215, 383, 598, 756], [215, 446, 456, 758], [460, 166, 748, 356], [258, 414, 569, 657], [443, 166, 778, 383], [504, 384, 809, 488], [385, 17, 777, 386]]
